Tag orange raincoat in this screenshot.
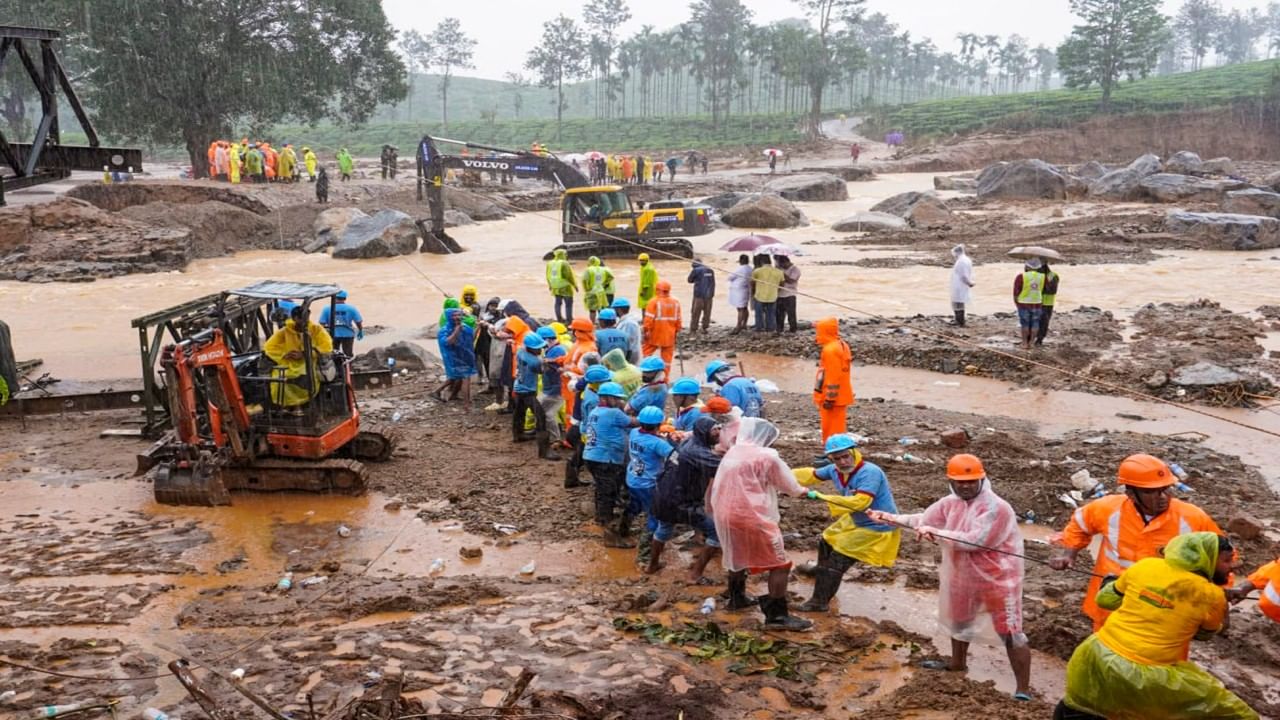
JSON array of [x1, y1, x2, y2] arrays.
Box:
[[1248, 558, 1280, 623], [813, 317, 853, 440], [642, 287, 681, 368]]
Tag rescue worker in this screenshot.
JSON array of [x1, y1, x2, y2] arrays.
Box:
[[612, 297, 642, 363], [512, 334, 547, 446], [1036, 261, 1060, 346], [1231, 556, 1280, 623], [1013, 258, 1046, 350], [601, 348, 642, 396], [595, 309, 629, 359], [538, 344, 567, 461], [869, 454, 1032, 701], [687, 261, 715, 334], [546, 248, 578, 323], [262, 143, 277, 181], [245, 144, 264, 183], [303, 146, 318, 182], [950, 244, 974, 327], [317, 290, 364, 357], [651, 415, 722, 579], [583, 381, 639, 547], [636, 253, 658, 309], [565, 317, 597, 420], [207, 141, 218, 179], [263, 305, 334, 408], [602, 259, 617, 305], [566, 363, 611, 489], [315, 167, 330, 203], [642, 280, 681, 369], [1055, 533, 1255, 720], [279, 143, 297, 182], [337, 147, 354, 181], [670, 377, 703, 432], [581, 256, 612, 322], [625, 405, 676, 567], [213, 141, 228, 180], [1049, 453, 1224, 631], [709, 417, 813, 631], [706, 359, 763, 418], [228, 142, 241, 184], [627, 356, 669, 416], [380, 144, 398, 180], [814, 317, 854, 441], [794, 434, 901, 612]]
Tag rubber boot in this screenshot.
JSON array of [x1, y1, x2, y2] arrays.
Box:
[[725, 572, 757, 611], [603, 516, 635, 548], [797, 568, 844, 612], [537, 432, 563, 461], [635, 529, 653, 565], [956, 309, 966, 327], [563, 460, 586, 488], [760, 595, 813, 631]]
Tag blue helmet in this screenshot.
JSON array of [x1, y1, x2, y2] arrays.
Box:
[[824, 434, 858, 456], [585, 365, 612, 384], [335, 290, 348, 300], [705, 359, 731, 382], [598, 308, 617, 322], [523, 334, 547, 351], [546, 345, 567, 360], [536, 326, 558, 340], [638, 406, 665, 425], [671, 378, 701, 395], [639, 356, 666, 373], [597, 382, 626, 398], [611, 297, 631, 309]]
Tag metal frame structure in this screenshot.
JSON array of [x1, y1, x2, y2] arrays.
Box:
[[0, 25, 142, 205]]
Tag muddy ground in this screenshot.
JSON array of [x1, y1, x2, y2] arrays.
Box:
[[3, 362, 1276, 718]]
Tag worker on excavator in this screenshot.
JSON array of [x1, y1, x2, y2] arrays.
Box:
[[581, 257, 613, 322], [794, 434, 901, 612], [546, 248, 579, 324], [1055, 532, 1255, 719], [637, 253, 658, 309], [263, 305, 334, 408], [814, 317, 854, 440], [1049, 453, 1225, 631], [642, 280, 681, 369]]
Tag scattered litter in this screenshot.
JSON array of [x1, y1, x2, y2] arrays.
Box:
[[428, 558, 446, 576], [898, 437, 919, 446], [1022, 511, 1036, 525], [1083, 435, 1109, 445], [900, 453, 925, 464], [276, 573, 293, 592], [1173, 481, 1195, 494], [441, 524, 464, 532], [230, 668, 245, 682], [391, 411, 403, 423], [700, 597, 716, 615], [38, 705, 85, 716], [849, 433, 871, 444], [756, 379, 780, 393], [1058, 493, 1079, 509], [337, 525, 352, 538], [300, 575, 328, 587], [485, 402, 502, 412], [519, 561, 537, 575], [143, 709, 172, 720], [1169, 463, 1189, 480], [1070, 469, 1095, 491], [493, 523, 519, 535]]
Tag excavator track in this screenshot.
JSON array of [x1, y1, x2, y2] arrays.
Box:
[[553, 238, 694, 261], [346, 423, 398, 462], [154, 457, 368, 506]]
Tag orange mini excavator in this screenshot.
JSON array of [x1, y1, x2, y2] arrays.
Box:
[[135, 281, 395, 506]]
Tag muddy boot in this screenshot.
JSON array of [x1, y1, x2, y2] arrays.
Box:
[[537, 432, 563, 461], [602, 519, 636, 548], [955, 310, 966, 327], [563, 460, 586, 488], [798, 568, 844, 612], [724, 572, 757, 611], [760, 596, 813, 632], [635, 529, 653, 565]]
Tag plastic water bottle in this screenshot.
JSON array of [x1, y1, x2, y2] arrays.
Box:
[[35, 706, 82, 718], [1169, 463, 1189, 481], [276, 572, 293, 592], [898, 437, 919, 446], [142, 709, 172, 720], [387, 357, 397, 370], [428, 558, 445, 575], [1173, 481, 1195, 494], [700, 597, 716, 615]]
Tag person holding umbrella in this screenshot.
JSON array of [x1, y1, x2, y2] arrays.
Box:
[[1012, 257, 1046, 351], [1036, 261, 1060, 346]]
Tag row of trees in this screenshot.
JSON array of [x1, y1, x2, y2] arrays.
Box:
[[1170, 0, 1280, 71]]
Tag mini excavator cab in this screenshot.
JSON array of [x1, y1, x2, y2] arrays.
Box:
[[135, 281, 395, 506]]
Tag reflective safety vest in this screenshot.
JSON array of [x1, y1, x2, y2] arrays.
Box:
[[1041, 270, 1059, 307], [1251, 560, 1280, 623], [652, 297, 679, 322], [547, 260, 571, 291], [1017, 271, 1045, 304]]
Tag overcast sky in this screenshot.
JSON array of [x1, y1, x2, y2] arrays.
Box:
[[384, 0, 1271, 80]]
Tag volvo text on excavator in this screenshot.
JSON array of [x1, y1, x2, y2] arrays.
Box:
[[416, 135, 712, 260], [134, 281, 396, 506]]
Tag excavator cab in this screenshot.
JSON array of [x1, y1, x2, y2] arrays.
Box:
[[135, 281, 395, 506]]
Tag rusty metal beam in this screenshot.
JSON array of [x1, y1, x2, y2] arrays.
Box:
[[0, 26, 61, 41]]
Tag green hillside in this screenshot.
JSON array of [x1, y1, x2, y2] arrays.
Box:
[[373, 74, 597, 124], [270, 114, 805, 158], [873, 60, 1280, 139]]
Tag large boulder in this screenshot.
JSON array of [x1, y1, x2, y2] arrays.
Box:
[[799, 166, 874, 181], [870, 191, 952, 227], [1199, 157, 1238, 176], [1164, 210, 1280, 251], [1138, 174, 1249, 203], [721, 194, 805, 229], [1223, 188, 1280, 218], [934, 174, 978, 192], [1089, 153, 1163, 200], [831, 211, 909, 233], [332, 209, 420, 259], [976, 160, 1067, 200], [1170, 362, 1244, 386], [1073, 161, 1108, 180], [352, 341, 435, 372], [1259, 171, 1280, 193], [313, 207, 367, 242], [763, 173, 849, 201], [443, 188, 509, 221], [1164, 151, 1203, 176], [443, 209, 475, 227], [0, 206, 31, 253], [703, 191, 758, 211]]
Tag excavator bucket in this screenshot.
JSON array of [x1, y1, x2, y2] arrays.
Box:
[[415, 219, 463, 254], [154, 458, 231, 506]]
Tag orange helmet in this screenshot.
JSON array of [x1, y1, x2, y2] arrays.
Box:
[[656, 280, 671, 293], [569, 317, 594, 333], [946, 454, 986, 481], [1117, 454, 1174, 489], [704, 397, 733, 414]]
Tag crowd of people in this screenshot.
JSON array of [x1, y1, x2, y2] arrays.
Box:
[[414, 251, 1275, 717], [948, 244, 1061, 348], [204, 139, 322, 185], [581, 150, 710, 185]]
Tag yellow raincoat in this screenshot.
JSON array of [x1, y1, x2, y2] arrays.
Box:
[[228, 145, 241, 184], [1062, 532, 1257, 719], [279, 147, 297, 180], [263, 319, 333, 407], [303, 148, 318, 179], [795, 456, 901, 568]]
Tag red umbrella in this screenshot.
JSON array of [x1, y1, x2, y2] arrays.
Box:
[[719, 234, 783, 252], [586, 150, 605, 160]]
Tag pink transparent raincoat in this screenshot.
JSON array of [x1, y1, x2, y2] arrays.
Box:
[[708, 418, 807, 572], [886, 479, 1026, 642]]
